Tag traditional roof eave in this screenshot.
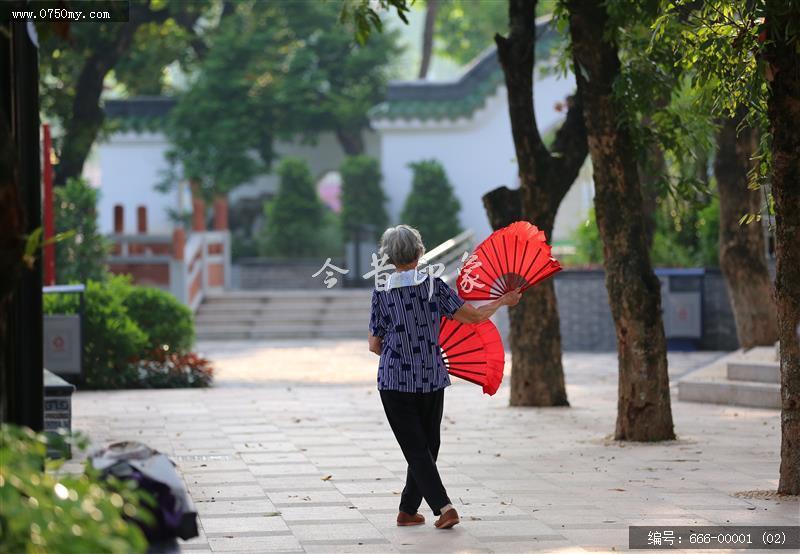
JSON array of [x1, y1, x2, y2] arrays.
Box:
[[370, 15, 561, 125]]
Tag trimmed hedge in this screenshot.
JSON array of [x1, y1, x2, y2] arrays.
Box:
[[43, 275, 209, 389]]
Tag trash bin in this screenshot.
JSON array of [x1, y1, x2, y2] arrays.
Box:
[[656, 268, 704, 351], [43, 284, 85, 382]]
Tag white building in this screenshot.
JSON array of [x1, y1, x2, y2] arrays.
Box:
[[90, 19, 592, 251]]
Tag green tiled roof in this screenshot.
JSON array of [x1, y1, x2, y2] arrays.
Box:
[[371, 68, 506, 121], [371, 19, 562, 123]]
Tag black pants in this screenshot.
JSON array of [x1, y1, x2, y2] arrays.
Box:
[[379, 388, 451, 516]]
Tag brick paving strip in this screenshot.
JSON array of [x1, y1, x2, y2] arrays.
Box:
[[66, 343, 798, 553]]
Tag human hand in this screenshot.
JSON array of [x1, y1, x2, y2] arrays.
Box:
[[501, 288, 522, 307]]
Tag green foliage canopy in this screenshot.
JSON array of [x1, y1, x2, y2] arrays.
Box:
[[165, 0, 399, 200], [54, 178, 109, 284], [339, 156, 389, 242], [570, 198, 720, 268], [400, 160, 462, 248], [259, 158, 324, 257]]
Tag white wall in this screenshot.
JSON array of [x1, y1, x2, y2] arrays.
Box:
[[91, 129, 381, 235], [374, 70, 590, 246], [94, 131, 178, 235]]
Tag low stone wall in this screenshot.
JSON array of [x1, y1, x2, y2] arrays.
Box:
[[237, 261, 742, 351], [237, 258, 349, 290], [495, 268, 740, 352]]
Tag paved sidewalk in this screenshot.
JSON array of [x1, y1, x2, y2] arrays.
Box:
[[69, 344, 797, 553]]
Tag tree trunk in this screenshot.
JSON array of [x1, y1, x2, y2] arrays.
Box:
[[53, 2, 178, 185], [418, 0, 439, 79], [335, 127, 365, 156], [765, 2, 800, 495], [485, 0, 588, 407], [0, 90, 25, 425], [715, 110, 778, 348], [54, 23, 140, 185], [566, 0, 674, 441]]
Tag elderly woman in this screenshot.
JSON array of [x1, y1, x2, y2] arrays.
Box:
[[368, 225, 520, 529]]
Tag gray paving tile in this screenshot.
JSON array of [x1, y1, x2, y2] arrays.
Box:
[[201, 515, 289, 535], [72, 350, 787, 554]]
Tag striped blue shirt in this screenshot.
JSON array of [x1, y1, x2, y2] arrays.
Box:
[[369, 274, 465, 393]]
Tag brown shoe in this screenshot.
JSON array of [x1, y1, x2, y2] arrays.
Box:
[[396, 511, 425, 526], [434, 508, 460, 529]]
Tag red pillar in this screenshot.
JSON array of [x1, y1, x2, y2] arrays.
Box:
[[213, 196, 229, 230], [42, 124, 55, 285], [172, 227, 185, 261], [113, 204, 124, 234], [136, 205, 148, 234], [190, 182, 206, 232]]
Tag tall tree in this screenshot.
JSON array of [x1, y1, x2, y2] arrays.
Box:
[[715, 110, 778, 347], [38, 0, 213, 186], [166, 0, 399, 201], [763, 1, 800, 496], [565, 0, 675, 440], [433, 0, 557, 66], [340, 156, 389, 242], [620, 2, 777, 349], [483, 0, 588, 407], [259, 158, 324, 257], [657, 0, 799, 493], [418, 0, 439, 78], [401, 160, 462, 248]]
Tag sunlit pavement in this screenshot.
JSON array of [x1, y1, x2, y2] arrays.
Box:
[[69, 344, 798, 553]]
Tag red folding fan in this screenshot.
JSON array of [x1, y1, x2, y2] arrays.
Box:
[[439, 317, 505, 395], [456, 221, 562, 300]]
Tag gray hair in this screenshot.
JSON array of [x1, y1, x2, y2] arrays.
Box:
[[379, 225, 426, 266]]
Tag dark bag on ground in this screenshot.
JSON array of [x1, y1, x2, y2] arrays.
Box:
[[90, 441, 199, 542]]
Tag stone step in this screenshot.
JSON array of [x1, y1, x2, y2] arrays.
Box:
[[678, 379, 780, 409], [196, 320, 367, 330], [203, 289, 372, 301], [195, 290, 375, 339], [195, 314, 369, 326], [726, 361, 780, 384], [197, 301, 371, 313], [197, 328, 367, 340], [196, 305, 369, 317]]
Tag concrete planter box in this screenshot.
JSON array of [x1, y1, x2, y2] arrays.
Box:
[[44, 369, 75, 458]]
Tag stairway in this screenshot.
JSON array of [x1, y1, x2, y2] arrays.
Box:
[[195, 289, 372, 340], [678, 351, 780, 409]]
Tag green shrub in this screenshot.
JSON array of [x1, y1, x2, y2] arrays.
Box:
[[650, 194, 719, 267], [259, 158, 324, 257], [43, 276, 210, 389], [570, 197, 720, 268], [569, 208, 604, 266], [44, 275, 147, 388], [340, 155, 388, 242], [400, 160, 462, 248], [132, 350, 214, 388], [123, 286, 195, 353], [54, 178, 109, 284], [0, 424, 149, 554]]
